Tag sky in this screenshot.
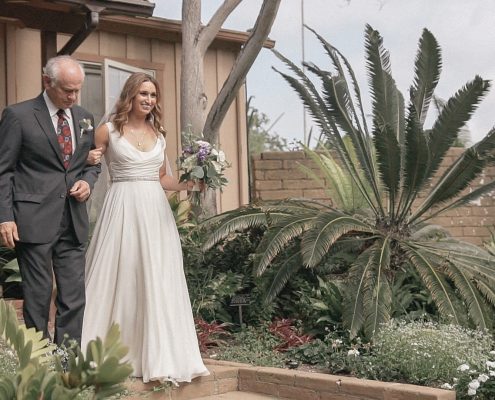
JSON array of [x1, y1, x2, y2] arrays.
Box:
[[153, 0, 495, 146]]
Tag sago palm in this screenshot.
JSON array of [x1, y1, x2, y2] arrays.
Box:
[[203, 25, 495, 338]]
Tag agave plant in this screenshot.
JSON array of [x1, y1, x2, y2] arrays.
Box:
[[0, 299, 132, 399], [203, 25, 495, 338]]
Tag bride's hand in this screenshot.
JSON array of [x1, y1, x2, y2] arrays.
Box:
[[185, 180, 205, 192], [87, 147, 103, 165]]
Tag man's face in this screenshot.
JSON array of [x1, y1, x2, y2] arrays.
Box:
[[43, 65, 84, 109]]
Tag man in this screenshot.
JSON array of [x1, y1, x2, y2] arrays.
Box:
[[0, 55, 100, 345]]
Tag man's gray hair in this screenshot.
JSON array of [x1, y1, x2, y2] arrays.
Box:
[[43, 55, 85, 86]]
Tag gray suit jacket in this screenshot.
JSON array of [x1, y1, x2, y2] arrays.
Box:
[[0, 94, 101, 244]]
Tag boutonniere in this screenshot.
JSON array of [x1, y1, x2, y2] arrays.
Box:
[[79, 119, 93, 138]]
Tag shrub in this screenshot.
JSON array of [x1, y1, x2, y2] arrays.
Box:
[[213, 324, 285, 367], [454, 351, 495, 399], [361, 320, 493, 386]]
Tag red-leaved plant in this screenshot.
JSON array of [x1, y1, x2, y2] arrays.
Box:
[[195, 318, 231, 353], [269, 318, 313, 351]]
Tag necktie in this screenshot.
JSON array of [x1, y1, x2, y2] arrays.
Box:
[[56, 109, 72, 169]]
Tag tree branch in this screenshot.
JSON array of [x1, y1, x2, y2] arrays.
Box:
[[198, 0, 242, 55], [203, 0, 281, 142]]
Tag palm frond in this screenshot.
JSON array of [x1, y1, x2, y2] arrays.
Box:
[[410, 224, 450, 240], [363, 237, 392, 337], [422, 180, 495, 223], [426, 75, 490, 179], [402, 244, 462, 324], [365, 25, 404, 141], [344, 244, 381, 338], [301, 211, 372, 268], [271, 50, 334, 138], [374, 123, 401, 217], [417, 240, 495, 282], [306, 62, 378, 181], [306, 25, 370, 137], [476, 279, 495, 306], [300, 62, 384, 212], [446, 261, 492, 329], [260, 199, 324, 214], [264, 250, 303, 304], [201, 207, 268, 250], [410, 28, 442, 125], [412, 129, 495, 222], [307, 28, 381, 192], [397, 104, 430, 220], [254, 212, 317, 276]]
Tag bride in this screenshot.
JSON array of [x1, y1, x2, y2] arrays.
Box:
[[81, 72, 209, 384]]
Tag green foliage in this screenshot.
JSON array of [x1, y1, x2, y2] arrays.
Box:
[[1, 259, 21, 284], [0, 247, 21, 294], [276, 274, 345, 336], [454, 352, 495, 399], [361, 320, 493, 386], [213, 324, 285, 367], [182, 228, 252, 322], [0, 299, 132, 399], [247, 98, 287, 154], [390, 268, 436, 320], [484, 228, 495, 256], [299, 144, 369, 212], [168, 192, 196, 235], [0, 300, 56, 368], [286, 330, 369, 375], [432, 96, 471, 147], [203, 25, 495, 339]]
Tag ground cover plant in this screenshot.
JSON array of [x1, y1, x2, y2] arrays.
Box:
[[358, 320, 493, 386], [201, 24, 495, 339]]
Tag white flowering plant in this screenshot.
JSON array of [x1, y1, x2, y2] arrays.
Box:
[[177, 130, 230, 205], [452, 352, 495, 399]]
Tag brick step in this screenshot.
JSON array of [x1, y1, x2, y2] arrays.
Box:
[[123, 363, 239, 399], [193, 392, 282, 399], [122, 358, 455, 400]]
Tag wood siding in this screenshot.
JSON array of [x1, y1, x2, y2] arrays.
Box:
[[0, 23, 248, 212]]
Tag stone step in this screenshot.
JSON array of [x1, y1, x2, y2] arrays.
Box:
[[123, 363, 240, 399], [193, 391, 281, 399], [122, 359, 455, 400]]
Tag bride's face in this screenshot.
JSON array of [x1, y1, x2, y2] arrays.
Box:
[[131, 81, 157, 116]]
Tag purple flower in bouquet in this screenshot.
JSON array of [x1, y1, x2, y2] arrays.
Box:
[[177, 131, 230, 206], [183, 145, 194, 155], [197, 147, 210, 162]]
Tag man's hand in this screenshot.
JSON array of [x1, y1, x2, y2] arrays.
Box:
[[0, 221, 19, 248], [69, 180, 91, 202]]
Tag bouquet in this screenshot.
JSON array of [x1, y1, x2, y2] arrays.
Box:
[[177, 131, 230, 205]]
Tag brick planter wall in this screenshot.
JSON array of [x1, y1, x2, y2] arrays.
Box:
[[252, 149, 495, 245]]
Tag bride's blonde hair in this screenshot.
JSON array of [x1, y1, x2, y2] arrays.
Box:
[[112, 72, 166, 136]]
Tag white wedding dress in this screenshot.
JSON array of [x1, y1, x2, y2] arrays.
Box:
[[81, 122, 209, 383]]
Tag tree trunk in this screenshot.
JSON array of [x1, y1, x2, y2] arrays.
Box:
[[180, 0, 280, 218], [181, 0, 207, 135]]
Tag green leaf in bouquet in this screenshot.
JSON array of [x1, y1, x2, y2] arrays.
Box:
[[207, 164, 219, 178], [191, 166, 205, 179]]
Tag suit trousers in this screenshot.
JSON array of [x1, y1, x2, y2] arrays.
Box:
[[15, 199, 86, 345]]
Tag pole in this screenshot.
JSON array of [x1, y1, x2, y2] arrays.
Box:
[[301, 0, 307, 146]]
